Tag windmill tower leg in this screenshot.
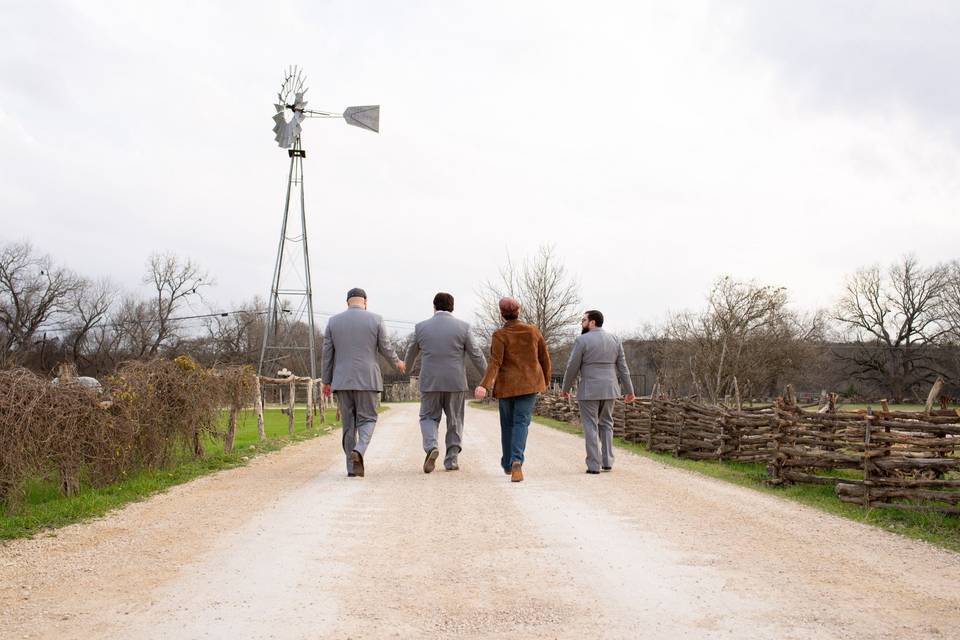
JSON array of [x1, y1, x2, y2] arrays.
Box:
[[299, 148, 318, 381], [258, 138, 317, 379]]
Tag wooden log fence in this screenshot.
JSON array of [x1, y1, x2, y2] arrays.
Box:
[[255, 375, 327, 442], [533, 379, 959, 516]]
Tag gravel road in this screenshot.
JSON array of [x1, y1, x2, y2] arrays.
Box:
[[2, 402, 959, 639]]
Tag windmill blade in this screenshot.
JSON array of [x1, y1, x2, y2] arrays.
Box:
[[343, 105, 380, 133]]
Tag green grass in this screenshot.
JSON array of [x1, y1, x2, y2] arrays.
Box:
[[0, 406, 344, 541], [470, 401, 960, 553], [835, 403, 953, 412]]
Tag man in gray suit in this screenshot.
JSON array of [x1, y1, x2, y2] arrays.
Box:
[[321, 287, 406, 477], [404, 292, 487, 473], [561, 310, 636, 474]]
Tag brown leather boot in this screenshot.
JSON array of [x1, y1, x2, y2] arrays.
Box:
[[510, 461, 523, 482]]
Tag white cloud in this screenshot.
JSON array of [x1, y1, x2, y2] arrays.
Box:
[[1, 0, 958, 335]]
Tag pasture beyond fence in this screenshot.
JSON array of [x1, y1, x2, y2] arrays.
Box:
[[535, 380, 960, 515]]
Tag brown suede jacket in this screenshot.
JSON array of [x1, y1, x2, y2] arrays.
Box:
[[479, 320, 551, 398]]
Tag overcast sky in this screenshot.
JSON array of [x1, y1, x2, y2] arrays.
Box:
[[2, 1, 959, 335]]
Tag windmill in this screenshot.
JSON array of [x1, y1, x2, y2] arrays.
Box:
[[257, 66, 380, 378]]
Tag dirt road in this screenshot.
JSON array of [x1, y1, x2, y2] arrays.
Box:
[[2, 402, 959, 639]]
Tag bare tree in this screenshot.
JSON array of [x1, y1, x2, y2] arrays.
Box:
[[944, 259, 960, 343], [64, 278, 115, 369], [143, 253, 210, 356], [834, 255, 950, 402], [657, 277, 821, 401], [203, 297, 266, 365], [0, 242, 81, 365], [475, 244, 581, 348]]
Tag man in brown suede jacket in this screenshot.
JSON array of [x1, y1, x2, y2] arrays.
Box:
[[476, 297, 551, 482]]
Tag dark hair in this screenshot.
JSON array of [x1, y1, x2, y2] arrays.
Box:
[[433, 292, 454, 312], [585, 309, 604, 327], [499, 297, 520, 321]]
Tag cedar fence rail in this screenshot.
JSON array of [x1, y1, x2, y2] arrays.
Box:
[[534, 378, 959, 515]]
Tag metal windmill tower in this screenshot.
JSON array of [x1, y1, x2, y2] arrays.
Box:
[[257, 66, 380, 378]]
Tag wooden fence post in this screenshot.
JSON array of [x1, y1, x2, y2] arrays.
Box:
[[254, 379, 266, 441], [647, 398, 655, 450], [318, 381, 326, 423], [862, 408, 873, 508], [306, 379, 314, 431], [676, 407, 684, 457], [288, 378, 296, 435], [925, 377, 945, 414]]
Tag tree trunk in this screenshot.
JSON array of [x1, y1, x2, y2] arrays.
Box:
[[224, 405, 239, 453]]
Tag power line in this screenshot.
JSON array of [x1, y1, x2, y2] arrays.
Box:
[[38, 307, 419, 335]]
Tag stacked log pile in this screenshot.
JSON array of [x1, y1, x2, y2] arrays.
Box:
[[534, 392, 581, 424]]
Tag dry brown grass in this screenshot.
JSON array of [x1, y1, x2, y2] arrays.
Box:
[[0, 357, 256, 506]]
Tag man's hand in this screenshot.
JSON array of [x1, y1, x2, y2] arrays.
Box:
[[474, 386, 487, 400], [322, 383, 332, 398], [624, 393, 636, 403], [561, 390, 571, 400], [396, 360, 407, 373]]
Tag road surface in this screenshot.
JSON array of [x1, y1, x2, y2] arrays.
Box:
[[2, 402, 959, 639]]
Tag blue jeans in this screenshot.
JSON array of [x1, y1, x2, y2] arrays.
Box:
[[498, 393, 537, 470]]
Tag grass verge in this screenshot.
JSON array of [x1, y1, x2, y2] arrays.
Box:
[[0, 406, 345, 541], [470, 401, 960, 553]]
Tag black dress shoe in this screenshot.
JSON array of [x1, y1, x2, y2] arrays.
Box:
[[602, 466, 612, 472], [586, 469, 600, 474], [347, 473, 357, 477]]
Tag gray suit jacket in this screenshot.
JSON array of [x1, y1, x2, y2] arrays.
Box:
[[321, 305, 399, 392], [404, 311, 487, 393], [561, 327, 634, 400]]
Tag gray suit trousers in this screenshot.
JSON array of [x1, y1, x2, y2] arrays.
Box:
[[579, 399, 615, 472], [337, 390, 379, 474], [419, 391, 466, 468]]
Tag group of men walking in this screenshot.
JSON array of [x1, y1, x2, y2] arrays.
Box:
[[320, 288, 635, 480]]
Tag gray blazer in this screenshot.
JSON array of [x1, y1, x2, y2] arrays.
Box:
[[321, 305, 400, 392], [561, 327, 634, 400], [404, 311, 487, 393]]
